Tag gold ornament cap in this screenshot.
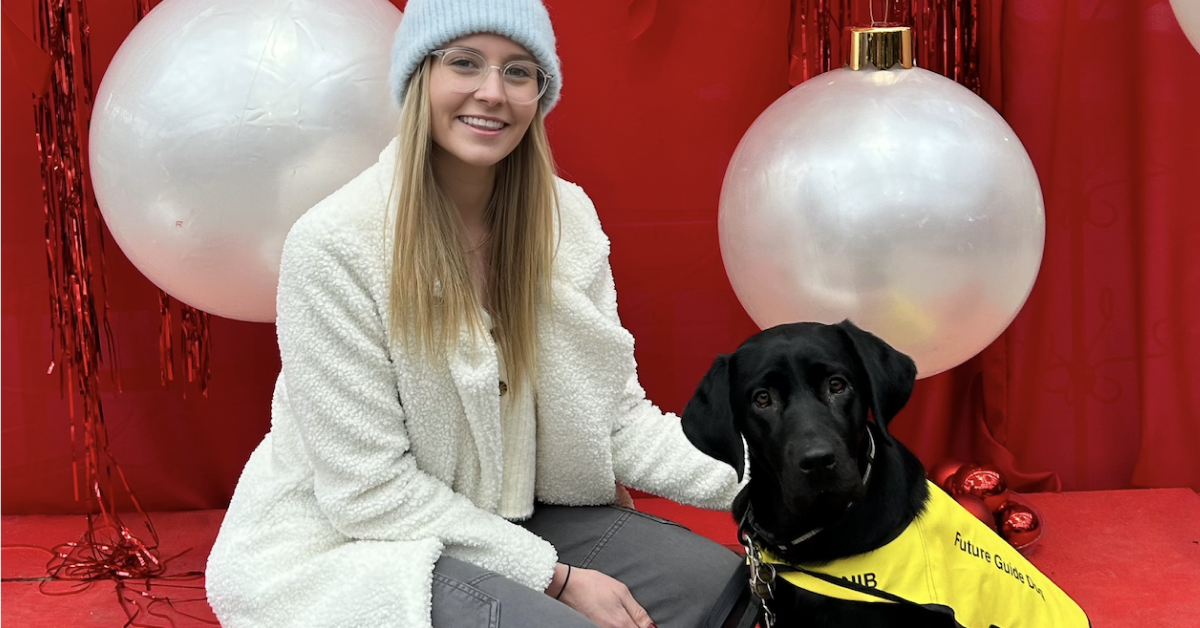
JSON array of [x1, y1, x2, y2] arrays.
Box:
[[848, 26, 914, 71]]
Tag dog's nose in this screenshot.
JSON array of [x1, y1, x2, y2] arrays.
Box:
[[798, 449, 837, 473]]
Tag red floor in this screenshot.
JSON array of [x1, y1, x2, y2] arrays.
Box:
[[3, 489, 1198, 627]]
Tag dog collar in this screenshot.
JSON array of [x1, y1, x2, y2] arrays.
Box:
[[740, 426, 877, 553], [859, 424, 877, 486]]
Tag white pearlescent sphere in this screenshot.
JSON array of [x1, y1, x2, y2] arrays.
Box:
[[719, 66, 1045, 377], [1171, 0, 1200, 55], [90, 0, 402, 322]]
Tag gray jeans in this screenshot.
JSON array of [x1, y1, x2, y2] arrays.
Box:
[[431, 504, 755, 628]]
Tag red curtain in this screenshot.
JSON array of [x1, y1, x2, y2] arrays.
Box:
[[996, 0, 1199, 491], [892, 0, 1200, 493], [3, 0, 1198, 515]]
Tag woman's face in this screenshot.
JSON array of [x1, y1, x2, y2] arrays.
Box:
[[428, 33, 541, 174]]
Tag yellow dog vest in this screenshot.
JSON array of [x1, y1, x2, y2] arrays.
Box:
[[762, 481, 1089, 628]]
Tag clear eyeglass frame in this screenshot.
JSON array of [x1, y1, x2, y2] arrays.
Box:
[[430, 48, 551, 105]]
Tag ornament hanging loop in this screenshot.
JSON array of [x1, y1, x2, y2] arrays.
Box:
[[868, 0, 896, 27], [848, 26, 913, 71]]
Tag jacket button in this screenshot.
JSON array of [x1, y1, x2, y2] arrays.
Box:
[[499, 381, 508, 396]]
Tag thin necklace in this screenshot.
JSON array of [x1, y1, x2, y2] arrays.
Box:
[[465, 197, 497, 254], [465, 231, 492, 253]]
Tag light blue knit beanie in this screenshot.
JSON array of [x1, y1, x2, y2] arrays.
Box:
[[390, 0, 562, 113]]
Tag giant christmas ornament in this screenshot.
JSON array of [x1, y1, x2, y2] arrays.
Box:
[[1171, 0, 1200, 55], [719, 27, 1045, 377], [90, 0, 402, 322]]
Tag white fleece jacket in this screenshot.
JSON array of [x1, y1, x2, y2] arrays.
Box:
[[205, 138, 743, 628]]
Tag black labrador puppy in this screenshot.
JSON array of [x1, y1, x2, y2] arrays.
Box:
[[681, 320, 946, 627]]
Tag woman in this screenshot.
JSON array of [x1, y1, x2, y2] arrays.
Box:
[[206, 1, 752, 627]]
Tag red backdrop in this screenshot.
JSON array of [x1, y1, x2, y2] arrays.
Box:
[[3, 0, 1199, 515]]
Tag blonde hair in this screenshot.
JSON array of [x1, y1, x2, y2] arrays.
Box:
[[388, 58, 558, 394]]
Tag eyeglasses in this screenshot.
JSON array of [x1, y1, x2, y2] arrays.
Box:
[[430, 48, 551, 105]]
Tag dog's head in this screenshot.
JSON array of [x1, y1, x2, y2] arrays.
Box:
[[682, 320, 917, 522]]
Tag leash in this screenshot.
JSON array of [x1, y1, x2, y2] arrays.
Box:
[[738, 427, 877, 627], [742, 529, 779, 628]]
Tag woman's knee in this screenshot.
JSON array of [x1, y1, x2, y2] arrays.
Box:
[[521, 505, 747, 628], [432, 556, 596, 628]]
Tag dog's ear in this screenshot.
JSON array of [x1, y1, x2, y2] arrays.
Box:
[[681, 354, 745, 481], [837, 320, 918, 432]]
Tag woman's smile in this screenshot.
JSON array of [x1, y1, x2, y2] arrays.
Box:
[[458, 115, 509, 135]]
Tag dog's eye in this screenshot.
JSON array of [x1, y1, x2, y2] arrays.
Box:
[[753, 390, 772, 408], [828, 377, 848, 394]]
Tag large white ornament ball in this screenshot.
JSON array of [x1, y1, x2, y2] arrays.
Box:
[[90, 0, 402, 322], [1171, 0, 1200, 54], [719, 66, 1045, 378]]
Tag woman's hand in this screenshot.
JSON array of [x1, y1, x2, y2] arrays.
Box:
[[614, 483, 636, 509], [545, 564, 655, 628]]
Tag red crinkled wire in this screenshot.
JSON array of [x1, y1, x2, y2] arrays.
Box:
[[26, 0, 214, 624]]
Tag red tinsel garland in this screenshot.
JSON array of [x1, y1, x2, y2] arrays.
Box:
[[30, 0, 215, 624], [134, 0, 153, 20], [789, 0, 980, 93], [130, 3, 213, 398], [34, 0, 117, 508], [158, 287, 212, 397]]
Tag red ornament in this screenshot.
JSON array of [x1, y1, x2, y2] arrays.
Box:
[[953, 494, 997, 531], [996, 500, 1042, 550], [951, 464, 1011, 511], [928, 459, 966, 493]]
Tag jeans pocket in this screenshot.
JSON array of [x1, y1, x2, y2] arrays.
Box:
[[616, 505, 692, 531], [431, 572, 500, 628]]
